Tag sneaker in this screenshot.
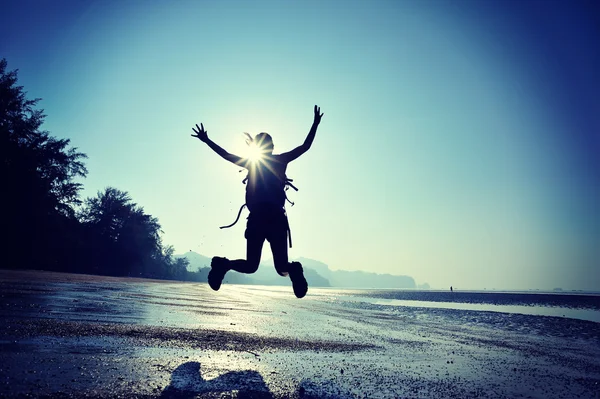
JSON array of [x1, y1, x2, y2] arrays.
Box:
[[208, 257, 230, 291], [288, 261, 308, 298]]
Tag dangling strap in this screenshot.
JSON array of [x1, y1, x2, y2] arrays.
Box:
[[285, 211, 292, 248], [285, 178, 299, 192], [284, 178, 298, 207], [220, 204, 247, 229], [283, 180, 296, 239]]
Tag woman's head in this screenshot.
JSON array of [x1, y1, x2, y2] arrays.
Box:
[[246, 132, 274, 154]]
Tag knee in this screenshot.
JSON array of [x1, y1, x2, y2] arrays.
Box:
[[246, 259, 260, 274], [274, 260, 289, 276]]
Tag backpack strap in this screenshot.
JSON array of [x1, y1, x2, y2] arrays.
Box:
[[221, 173, 298, 241], [285, 211, 292, 248], [284, 178, 298, 206], [220, 204, 247, 229]]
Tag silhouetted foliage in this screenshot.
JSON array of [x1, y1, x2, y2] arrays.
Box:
[[1, 58, 190, 279], [79, 187, 188, 278], [1, 58, 87, 270]]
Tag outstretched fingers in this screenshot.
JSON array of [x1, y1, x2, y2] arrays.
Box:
[[313, 105, 324, 123], [191, 123, 208, 141], [314, 105, 323, 116], [192, 123, 204, 134]]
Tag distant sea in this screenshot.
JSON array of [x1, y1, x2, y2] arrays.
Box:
[[337, 289, 600, 323]]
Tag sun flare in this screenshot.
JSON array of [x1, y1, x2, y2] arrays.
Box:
[[245, 142, 265, 163]]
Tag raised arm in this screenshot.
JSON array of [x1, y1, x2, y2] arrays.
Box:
[[191, 123, 247, 166], [281, 105, 323, 163]]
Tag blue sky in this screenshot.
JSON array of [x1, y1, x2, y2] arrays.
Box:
[[2, 0, 598, 290]]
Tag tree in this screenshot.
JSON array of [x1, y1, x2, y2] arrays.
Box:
[[1, 58, 87, 269], [80, 187, 186, 278], [1, 58, 189, 280]]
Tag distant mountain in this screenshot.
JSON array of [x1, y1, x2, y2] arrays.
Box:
[[177, 252, 417, 289], [176, 251, 211, 272], [295, 258, 332, 280], [296, 257, 416, 289], [329, 270, 415, 289]]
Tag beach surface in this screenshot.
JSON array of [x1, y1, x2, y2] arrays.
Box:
[[1, 270, 599, 398]]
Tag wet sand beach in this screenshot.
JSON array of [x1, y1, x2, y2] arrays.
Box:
[[1, 270, 599, 398]]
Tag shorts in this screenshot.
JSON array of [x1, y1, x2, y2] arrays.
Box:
[[244, 206, 289, 244]]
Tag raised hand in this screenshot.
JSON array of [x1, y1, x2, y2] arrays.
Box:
[[191, 123, 208, 142], [314, 105, 324, 125]]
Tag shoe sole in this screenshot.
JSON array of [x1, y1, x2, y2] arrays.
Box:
[[208, 269, 224, 291], [290, 275, 308, 298]]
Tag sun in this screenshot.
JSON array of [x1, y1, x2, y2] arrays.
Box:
[[245, 142, 265, 163]]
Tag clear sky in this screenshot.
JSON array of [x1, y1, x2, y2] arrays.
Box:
[[2, 0, 599, 291]]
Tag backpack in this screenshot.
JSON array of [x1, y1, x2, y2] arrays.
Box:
[[219, 166, 298, 247]]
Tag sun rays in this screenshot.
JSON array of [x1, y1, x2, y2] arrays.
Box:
[[242, 132, 275, 171], [245, 141, 266, 163], [244, 141, 278, 182], [239, 133, 283, 187]]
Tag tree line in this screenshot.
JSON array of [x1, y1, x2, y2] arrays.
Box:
[[0, 58, 202, 281]]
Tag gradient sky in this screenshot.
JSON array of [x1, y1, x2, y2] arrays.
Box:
[[2, 0, 599, 290]]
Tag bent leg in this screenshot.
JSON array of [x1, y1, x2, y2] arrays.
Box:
[[270, 234, 290, 276], [228, 237, 263, 274], [269, 220, 307, 298]]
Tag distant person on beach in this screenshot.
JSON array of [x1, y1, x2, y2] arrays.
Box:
[[450, 286, 453, 292], [191, 105, 324, 298]]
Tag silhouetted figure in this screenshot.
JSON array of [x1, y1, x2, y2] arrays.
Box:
[[450, 286, 453, 292], [192, 105, 324, 298]]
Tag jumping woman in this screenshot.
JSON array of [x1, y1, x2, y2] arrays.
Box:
[[191, 105, 324, 298]]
